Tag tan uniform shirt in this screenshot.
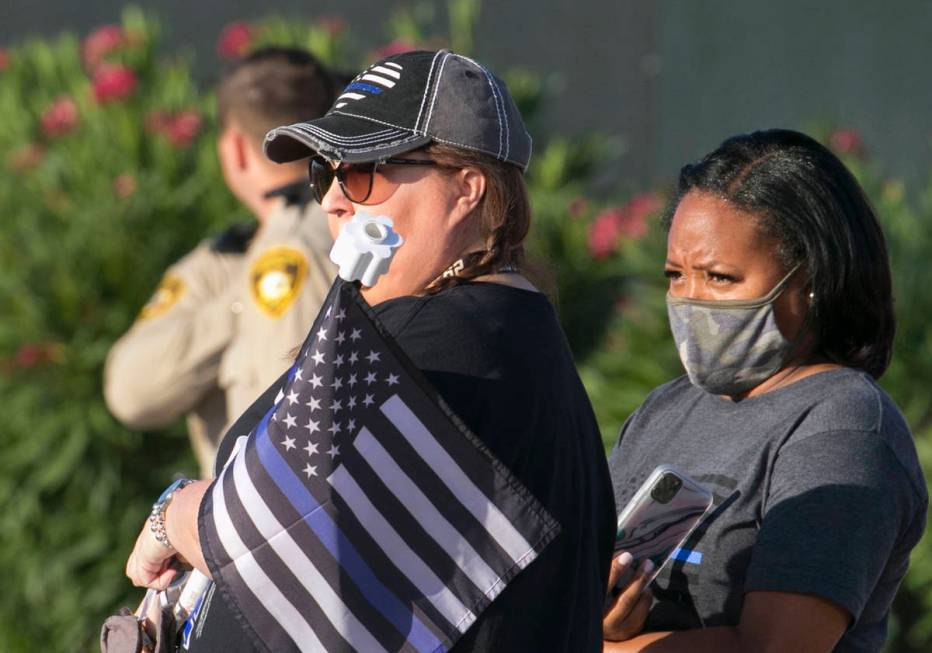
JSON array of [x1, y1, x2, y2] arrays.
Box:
[[104, 199, 335, 477]]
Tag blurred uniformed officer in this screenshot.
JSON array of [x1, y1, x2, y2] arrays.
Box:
[[104, 48, 338, 477]]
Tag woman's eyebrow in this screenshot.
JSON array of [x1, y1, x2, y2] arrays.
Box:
[[664, 257, 738, 271]]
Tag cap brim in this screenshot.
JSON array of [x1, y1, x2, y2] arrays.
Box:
[[264, 112, 432, 164]]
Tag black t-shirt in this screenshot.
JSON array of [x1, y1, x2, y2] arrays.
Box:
[[608, 369, 927, 653], [188, 282, 615, 652]]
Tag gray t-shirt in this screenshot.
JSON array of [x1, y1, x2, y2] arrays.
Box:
[[608, 368, 927, 653]]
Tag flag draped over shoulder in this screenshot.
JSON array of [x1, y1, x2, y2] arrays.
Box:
[[200, 279, 561, 653]]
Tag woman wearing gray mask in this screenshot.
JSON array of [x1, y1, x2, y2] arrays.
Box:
[[603, 129, 926, 652]]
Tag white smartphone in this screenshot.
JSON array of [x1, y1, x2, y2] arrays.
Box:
[[613, 465, 713, 588]]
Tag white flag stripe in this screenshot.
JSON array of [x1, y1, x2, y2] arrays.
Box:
[[337, 92, 366, 102], [371, 65, 401, 79], [360, 73, 397, 88], [225, 435, 250, 469], [335, 103, 347, 108], [352, 428, 503, 597], [381, 395, 537, 569], [231, 446, 389, 653], [211, 449, 247, 559], [329, 463, 477, 634], [212, 465, 327, 652], [384, 62, 403, 70]]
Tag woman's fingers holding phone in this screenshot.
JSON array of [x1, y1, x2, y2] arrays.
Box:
[[603, 555, 654, 641], [608, 551, 636, 589], [629, 557, 656, 593]]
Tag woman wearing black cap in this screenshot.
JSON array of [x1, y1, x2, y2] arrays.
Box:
[[601, 130, 926, 652], [124, 50, 615, 652]]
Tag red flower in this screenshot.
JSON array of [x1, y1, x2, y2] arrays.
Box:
[[146, 109, 202, 148], [113, 173, 137, 198], [217, 22, 254, 59], [92, 64, 138, 103], [317, 15, 347, 36], [829, 128, 864, 157], [374, 40, 417, 60], [166, 110, 202, 148], [618, 192, 661, 239], [0, 49, 10, 71], [587, 195, 660, 259], [588, 208, 625, 260], [82, 24, 126, 71], [7, 143, 45, 171], [40, 96, 80, 137]]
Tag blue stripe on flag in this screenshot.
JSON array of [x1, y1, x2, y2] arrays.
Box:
[[347, 82, 384, 94], [253, 411, 445, 653], [669, 547, 702, 565]]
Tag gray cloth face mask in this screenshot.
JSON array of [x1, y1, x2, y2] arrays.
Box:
[[666, 266, 800, 396]]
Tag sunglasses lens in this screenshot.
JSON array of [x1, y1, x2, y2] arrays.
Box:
[[309, 159, 402, 205], [308, 158, 333, 203], [339, 163, 376, 203]]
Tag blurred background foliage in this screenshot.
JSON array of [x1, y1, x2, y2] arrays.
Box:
[[0, 4, 931, 652]]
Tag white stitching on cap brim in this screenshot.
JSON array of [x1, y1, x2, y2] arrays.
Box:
[[294, 123, 409, 146], [277, 122, 401, 142], [269, 124, 427, 157], [291, 124, 405, 144], [334, 133, 428, 154]]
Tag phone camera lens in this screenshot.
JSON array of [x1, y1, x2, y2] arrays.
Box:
[[650, 473, 683, 504]]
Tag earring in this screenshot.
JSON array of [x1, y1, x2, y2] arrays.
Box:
[[808, 291, 815, 304]]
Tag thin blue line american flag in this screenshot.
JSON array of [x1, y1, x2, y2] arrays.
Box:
[[200, 280, 560, 653]]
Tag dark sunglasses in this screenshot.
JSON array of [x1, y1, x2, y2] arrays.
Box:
[[308, 156, 441, 205]]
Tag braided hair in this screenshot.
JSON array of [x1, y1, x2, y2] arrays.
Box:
[[419, 143, 532, 293]]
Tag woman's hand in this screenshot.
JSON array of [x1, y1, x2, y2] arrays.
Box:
[[126, 480, 211, 588], [603, 552, 654, 642], [125, 520, 179, 590]]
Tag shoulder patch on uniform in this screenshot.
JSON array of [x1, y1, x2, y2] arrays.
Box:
[[250, 246, 308, 318], [138, 274, 186, 321]]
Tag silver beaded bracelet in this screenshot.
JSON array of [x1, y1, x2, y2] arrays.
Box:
[[148, 478, 194, 549]]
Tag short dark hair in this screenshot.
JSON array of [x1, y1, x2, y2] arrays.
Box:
[[217, 47, 336, 143], [663, 128, 895, 378]]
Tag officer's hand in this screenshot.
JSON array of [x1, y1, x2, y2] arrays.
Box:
[[603, 552, 653, 642]]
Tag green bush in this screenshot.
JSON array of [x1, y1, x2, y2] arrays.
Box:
[[1, 5, 930, 652], [0, 8, 236, 651]]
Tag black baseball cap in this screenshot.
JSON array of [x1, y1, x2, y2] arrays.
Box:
[[263, 49, 532, 171]]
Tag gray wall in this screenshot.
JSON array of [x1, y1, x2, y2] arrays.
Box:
[[657, 1, 932, 188], [2, 0, 930, 189]]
